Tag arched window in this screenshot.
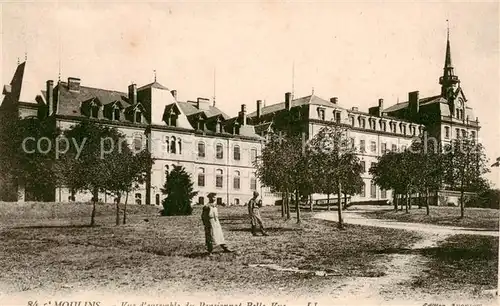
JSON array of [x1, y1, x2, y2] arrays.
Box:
[[178, 139, 182, 154], [250, 172, 257, 190], [250, 148, 257, 164], [165, 136, 170, 153], [216, 144, 223, 159], [233, 170, 240, 189], [215, 169, 223, 188], [198, 142, 206, 158], [198, 168, 205, 187], [233, 145, 241, 161], [170, 136, 177, 154]]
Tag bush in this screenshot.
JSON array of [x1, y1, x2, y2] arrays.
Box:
[[161, 166, 197, 216]]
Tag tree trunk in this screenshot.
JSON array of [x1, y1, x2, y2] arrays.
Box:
[[425, 188, 430, 216], [393, 191, 398, 211], [327, 193, 330, 211], [115, 192, 121, 226], [281, 192, 285, 217], [123, 191, 129, 225], [337, 183, 344, 229], [310, 195, 313, 212], [90, 187, 98, 227], [285, 190, 291, 220], [460, 189, 465, 219], [405, 193, 409, 213], [400, 194, 404, 211], [343, 193, 348, 210], [295, 190, 301, 223]]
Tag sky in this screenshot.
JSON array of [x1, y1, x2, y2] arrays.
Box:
[[1, 1, 499, 187]]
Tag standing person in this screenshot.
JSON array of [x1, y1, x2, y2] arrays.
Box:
[[248, 191, 268, 236], [201, 192, 233, 254]]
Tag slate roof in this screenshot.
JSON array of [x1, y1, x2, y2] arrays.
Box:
[[254, 122, 273, 134], [177, 101, 230, 119], [56, 81, 131, 117], [138, 81, 169, 91], [247, 94, 344, 118], [383, 95, 445, 113]]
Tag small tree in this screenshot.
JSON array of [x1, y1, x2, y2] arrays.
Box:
[[309, 125, 363, 229], [443, 137, 490, 218], [60, 120, 125, 226], [161, 165, 197, 216]]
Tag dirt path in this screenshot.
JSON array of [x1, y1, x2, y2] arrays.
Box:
[[314, 208, 499, 304]]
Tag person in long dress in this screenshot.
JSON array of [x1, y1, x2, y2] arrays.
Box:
[[248, 191, 268, 236], [201, 192, 233, 254]]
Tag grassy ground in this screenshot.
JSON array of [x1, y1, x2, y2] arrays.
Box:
[[413, 234, 499, 296], [360, 206, 499, 230], [0, 202, 421, 298]]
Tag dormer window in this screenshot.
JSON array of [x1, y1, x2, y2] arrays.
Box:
[[91, 105, 99, 118], [113, 107, 121, 121], [317, 108, 325, 121], [135, 111, 142, 123]]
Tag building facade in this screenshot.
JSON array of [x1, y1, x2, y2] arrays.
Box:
[[1, 33, 480, 206], [1, 64, 265, 206]]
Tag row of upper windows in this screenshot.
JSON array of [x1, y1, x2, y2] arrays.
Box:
[[350, 116, 421, 135], [353, 138, 406, 154], [197, 142, 258, 162], [444, 127, 476, 140], [163, 166, 258, 190], [85, 103, 143, 123]]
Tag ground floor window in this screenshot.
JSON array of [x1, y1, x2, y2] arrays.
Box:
[[381, 189, 387, 199], [360, 183, 366, 197], [155, 194, 160, 205], [234, 198, 240, 205], [198, 196, 205, 205], [370, 181, 376, 198], [217, 197, 223, 206]]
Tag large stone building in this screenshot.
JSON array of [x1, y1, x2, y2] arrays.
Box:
[[1, 64, 265, 206], [0, 33, 480, 206]]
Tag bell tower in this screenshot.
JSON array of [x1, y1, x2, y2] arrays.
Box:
[[439, 23, 460, 100]]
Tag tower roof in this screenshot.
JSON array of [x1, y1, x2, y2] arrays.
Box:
[[444, 29, 453, 69]]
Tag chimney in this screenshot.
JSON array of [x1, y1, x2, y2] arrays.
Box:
[[67, 77, 81, 92], [197, 97, 210, 110], [378, 98, 384, 116], [409, 91, 420, 114], [170, 90, 177, 100], [128, 83, 137, 105], [46, 80, 54, 116], [256, 100, 262, 119], [241, 104, 247, 125], [285, 92, 292, 110], [330, 97, 338, 104], [352, 106, 358, 111]]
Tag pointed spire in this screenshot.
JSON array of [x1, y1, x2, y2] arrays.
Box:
[[444, 19, 452, 69], [153, 69, 157, 82], [312, 87, 315, 95]]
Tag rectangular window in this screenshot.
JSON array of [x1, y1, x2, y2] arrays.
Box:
[[370, 181, 376, 198], [198, 197, 205, 205], [361, 182, 366, 197], [335, 112, 341, 123], [134, 137, 142, 151], [370, 141, 376, 153], [350, 137, 355, 149], [359, 140, 365, 152], [391, 144, 397, 152], [113, 108, 120, 121], [444, 126, 450, 139], [198, 142, 205, 158], [216, 145, 223, 159], [234, 146, 241, 161], [216, 176, 223, 188], [462, 130, 468, 138], [370, 162, 376, 172], [251, 148, 257, 164], [470, 131, 476, 140], [381, 189, 387, 199], [250, 176, 257, 191], [318, 109, 325, 120], [360, 161, 366, 173], [135, 193, 142, 205], [233, 177, 240, 189], [135, 112, 142, 123], [381, 143, 387, 154], [381, 121, 386, 131], [456, 128, 460, 139]]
